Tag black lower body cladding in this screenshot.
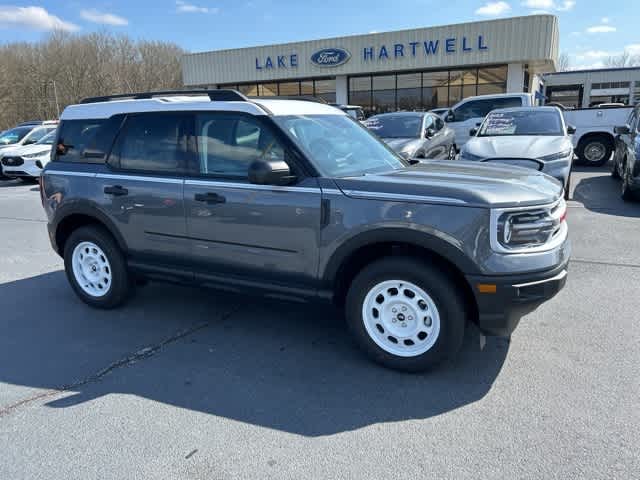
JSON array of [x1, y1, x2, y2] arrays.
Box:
[[465, 261, 569, 336]]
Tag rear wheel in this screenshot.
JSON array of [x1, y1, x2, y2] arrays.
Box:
[[345, 257, 466, 372], [63, 225, 133, 308], [576, 136, 612, 167]]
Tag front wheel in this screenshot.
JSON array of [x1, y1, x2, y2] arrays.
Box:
[[63, 225, 133, 309], [345, 257, 466, 372], [621, 163, 637, 202]]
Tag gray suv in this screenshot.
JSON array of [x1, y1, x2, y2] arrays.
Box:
[[41, 90, 570, 372]]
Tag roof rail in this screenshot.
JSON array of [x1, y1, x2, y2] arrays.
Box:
[[80, 89, 248, 104]]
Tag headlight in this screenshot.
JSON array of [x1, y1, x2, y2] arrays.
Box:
[[22, 151, 49, 159], [491, 199, 567, 253], [459, 150, 485, 161], [538, 148, 572, 161]]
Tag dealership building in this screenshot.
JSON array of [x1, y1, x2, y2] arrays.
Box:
[[181, 15, 559, 114]]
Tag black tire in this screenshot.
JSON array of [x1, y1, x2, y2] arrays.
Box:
[[564, 174, 571, 200], [447, 144, 457, 160], [345, 256, 466, 372], [63, 225, 133, 309], [576, 136, 612, 167], [621, 163, 637, 202], [611, 158, 621, 179]]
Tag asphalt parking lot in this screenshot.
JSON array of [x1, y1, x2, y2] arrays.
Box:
[[0, 165, 638, 479]]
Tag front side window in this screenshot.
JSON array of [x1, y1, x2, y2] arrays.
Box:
[[273, 114, 406, 178], [23, 126, 55, 145], [479, 110, 564, 137], [37, 131, 56, 145], [195, 113, 285, 178], [117, 113, 189, 173], [364, 114, 423, 139], [0, 127, 31, 145]]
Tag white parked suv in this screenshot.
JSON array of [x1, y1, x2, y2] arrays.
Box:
[[0, 121, 58, 178], [444, 93, 536, 148], [1, 131, 55, 181]]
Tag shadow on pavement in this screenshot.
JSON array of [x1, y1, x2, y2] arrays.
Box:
[[0, 271, 509, 436], [571, 165, 640, 218]]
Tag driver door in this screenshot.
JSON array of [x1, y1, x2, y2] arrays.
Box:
[[183, 112, 322, 287]]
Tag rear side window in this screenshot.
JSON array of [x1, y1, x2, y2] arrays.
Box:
[[55, 120, 104, 162], [113, 113, 190, 174]]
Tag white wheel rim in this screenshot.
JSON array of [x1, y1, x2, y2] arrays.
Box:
[[584, 142, 606, 162], [362, 280, 441, 357], [71, 241, 112, 297]]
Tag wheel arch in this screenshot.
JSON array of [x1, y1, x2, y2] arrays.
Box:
[[53, 203, 127, 257], [577, 131, 615, 149], [323, 228, 480, 318]]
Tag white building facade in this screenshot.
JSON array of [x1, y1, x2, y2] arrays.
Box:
[[182, 15, 559, 115]]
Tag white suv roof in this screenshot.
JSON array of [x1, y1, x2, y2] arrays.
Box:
[[61, 90, 345, 120]]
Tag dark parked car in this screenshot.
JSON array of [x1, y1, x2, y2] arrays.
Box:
[[364, 111, 456, 160], [612, 104, 640, 201], [41, 90, 569, 372]]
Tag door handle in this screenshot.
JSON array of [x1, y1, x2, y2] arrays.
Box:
[[194, 192, 226, 204], [104, 185, 128, 196]]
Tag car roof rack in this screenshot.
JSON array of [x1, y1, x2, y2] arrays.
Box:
[[80, 89, 248, 104]]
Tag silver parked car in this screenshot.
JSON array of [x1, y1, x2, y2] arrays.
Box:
[[364, 111, 456, 160], [460, 107, 575, 197]]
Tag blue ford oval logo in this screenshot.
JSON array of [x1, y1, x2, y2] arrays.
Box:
[[310, 48, 351, 67]]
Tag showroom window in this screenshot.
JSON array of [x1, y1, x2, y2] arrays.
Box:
[[546, 84, 584, 109], [348, 65, 507, 116], [220, 78, 335, 101]]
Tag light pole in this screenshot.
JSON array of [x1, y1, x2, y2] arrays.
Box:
[[51, 80, 60, 119]]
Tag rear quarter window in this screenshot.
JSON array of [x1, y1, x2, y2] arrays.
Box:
[[54, 119, 108, 163]]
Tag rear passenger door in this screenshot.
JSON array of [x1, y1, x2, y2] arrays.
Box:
[[183, 112, 322, 288], [423, 114, 448, 159], [98, 112, 191, 263]]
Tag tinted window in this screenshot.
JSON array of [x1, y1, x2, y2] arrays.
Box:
[[195, 114, 285, 178], [364, 114, 423, 138], [0, 127, 31, 145], [23, 126, 55, 145], [117, 113, 189, 173], [55, 120, 105, 162], [453, 97, 523, 122]]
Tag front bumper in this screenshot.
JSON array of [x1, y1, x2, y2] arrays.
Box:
[[1, 157, 42, 177], [465, 260, 569, 336]]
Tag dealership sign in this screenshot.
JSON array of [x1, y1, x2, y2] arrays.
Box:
[[255, 34, 488, 70], [310, 48, 351, 67]]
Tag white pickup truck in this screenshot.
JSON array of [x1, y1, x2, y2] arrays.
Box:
[[560, 105, 634, 166]]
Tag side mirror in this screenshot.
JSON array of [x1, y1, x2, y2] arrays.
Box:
[[82, 148, 105, 159], [425, 128, 435, 138], [248, 158, 295, 186], [614, 125, 631, 135], [469, 128, 478, 137], [445, 112, 455, 122], [22, 138, 37, 145], [566, 125, 576, 135]]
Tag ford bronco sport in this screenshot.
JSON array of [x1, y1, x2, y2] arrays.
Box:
[[41, 90, 570, 372]]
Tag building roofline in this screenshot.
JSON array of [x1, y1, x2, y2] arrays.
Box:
[[183, 14, 557, 58], [544, 66, 640, 76]]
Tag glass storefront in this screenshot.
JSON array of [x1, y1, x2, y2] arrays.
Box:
[[349, 65, 507, 115], [221, 77, 336, 102]]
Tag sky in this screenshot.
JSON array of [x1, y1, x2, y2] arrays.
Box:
[[0, 1, 637, 70]]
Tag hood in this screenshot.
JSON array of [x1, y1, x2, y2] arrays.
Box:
[[0, 143, 51, 159], [464, 135, 571, 159], [334, 161, 562, 208], [382, 137, 421, 153]]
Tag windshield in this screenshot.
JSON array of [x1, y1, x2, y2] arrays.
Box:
[[364, 115, 423, 139], [479, 110, 564, 136], [37, 131, 56, 145], [272, 114, 407, 177], [0, 127, 32, 145]]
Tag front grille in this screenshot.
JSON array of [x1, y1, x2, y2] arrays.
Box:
[[1, 156, 24, 167]]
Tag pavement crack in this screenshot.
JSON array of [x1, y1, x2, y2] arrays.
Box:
[[0, 304, 240, 418], [571, 258, 640, 269]]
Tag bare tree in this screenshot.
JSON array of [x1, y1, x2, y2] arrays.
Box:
[[0, 31, 185, 129], [557, 52, 571, 72], [604, 50, 640, 68]]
